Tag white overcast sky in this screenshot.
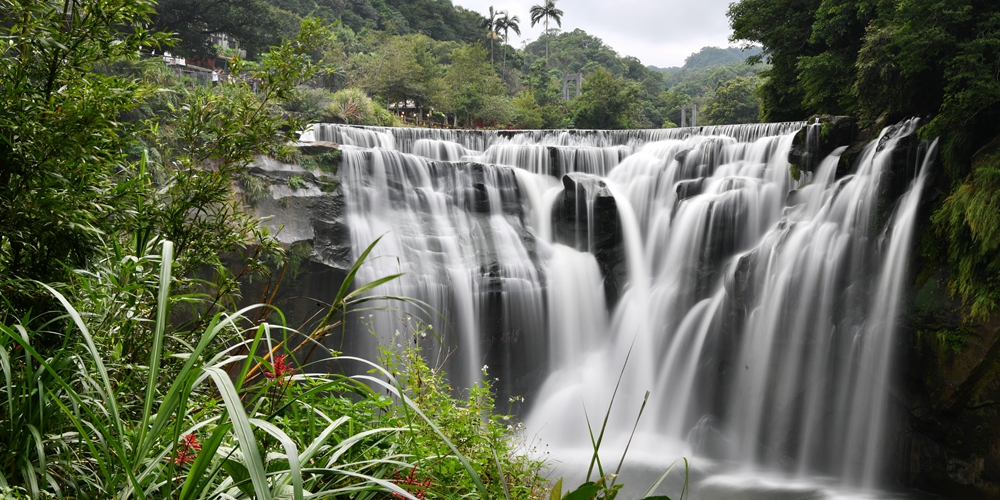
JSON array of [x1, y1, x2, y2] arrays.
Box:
[[453, 0, 739, 68]]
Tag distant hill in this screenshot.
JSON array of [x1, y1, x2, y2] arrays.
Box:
[[267, 0, 484, 43], [649, 45, 763, 74]]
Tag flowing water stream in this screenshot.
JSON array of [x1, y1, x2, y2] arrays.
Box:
[[306, 122, 938, 499]]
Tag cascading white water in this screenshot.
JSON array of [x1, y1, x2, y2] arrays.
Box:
[[324, 120, 933, 497]]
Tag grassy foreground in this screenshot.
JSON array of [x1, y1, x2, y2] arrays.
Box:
[[0, 240, 547, 498]]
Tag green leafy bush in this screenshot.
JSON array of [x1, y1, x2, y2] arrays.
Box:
[[321, 88, 400, 126]]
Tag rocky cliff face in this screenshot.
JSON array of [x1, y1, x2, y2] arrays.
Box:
[[238, 145, 352, 338], [894, 271, 1000, 499]]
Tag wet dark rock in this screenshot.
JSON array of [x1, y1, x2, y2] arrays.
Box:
[[894, 266, 1000, 499], [297, 141, 340, 155], [551, 173, 626, 306], [789, 115, 857, 177], [462, 163, 521, 214], [675, 148, 692, 164], [676, 178, 704, 202]]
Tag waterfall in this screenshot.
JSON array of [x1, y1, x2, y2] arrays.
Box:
[[322, 121, 932, 495]]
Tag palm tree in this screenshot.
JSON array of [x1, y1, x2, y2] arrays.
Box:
[[497, 12, 521, 75], [479, 6, 500, 66], [529, 0, 563, 62]]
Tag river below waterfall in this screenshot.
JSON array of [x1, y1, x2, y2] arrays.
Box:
[[302, 122, 939, 499]]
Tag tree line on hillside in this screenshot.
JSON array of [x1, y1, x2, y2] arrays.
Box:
[[150, 0, 764, 129]]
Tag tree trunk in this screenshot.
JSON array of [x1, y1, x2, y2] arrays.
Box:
[[545, 18, 549, 62], [502, 33, 507, 76]]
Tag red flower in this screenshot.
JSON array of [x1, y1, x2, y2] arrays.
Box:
[[266, 354, 296, 384], [393, 466, 432, 499], [182, 433, 201, 452], [169, 433, 200, 467], [172, 449, 195, 466]]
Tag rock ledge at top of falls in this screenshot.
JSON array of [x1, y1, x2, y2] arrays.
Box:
[[788, 115, 857, 178], [295, 141, 340, 155]]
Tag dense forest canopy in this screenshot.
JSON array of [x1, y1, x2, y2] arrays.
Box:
[[148, 0, 764, 130]]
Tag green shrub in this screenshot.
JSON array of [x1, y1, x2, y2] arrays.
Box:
[[322, 88, 400, 126], [288, 175, 307, 190], [240, 174, 269, 206], [932, 145, 1000, 320], [280, 87, 334, 120]]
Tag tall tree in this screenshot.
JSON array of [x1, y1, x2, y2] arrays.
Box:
[[530, 0, 563, 62], [572, 67, 641, 129], [497, 11, 521, 75], [153, 0, 286, 60], [479, 6, 500, 65]]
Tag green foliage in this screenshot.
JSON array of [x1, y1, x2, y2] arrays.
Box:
[[355, 34, 444, 111], [512, 92, 546, 129], [932, 145, 1000, 320], [0, 238, 542, 497], [240, 174, 270, 206], [288, 175, 308, 190], [153, 0, 290, 59], [443, 43, 507, 125], [727, 0, 818, 121], [682, 46, 763, 69], [522, 29, 660, 85], [0, 0, 168, 312], [937, 327, 971, 354], [322, 88, 400, 126], [702, 76, 761, 124], [371, 344, 545, 499], [572, 68, 642, 130]]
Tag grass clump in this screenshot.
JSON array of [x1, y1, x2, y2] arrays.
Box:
[[288, 175, 308, 190]]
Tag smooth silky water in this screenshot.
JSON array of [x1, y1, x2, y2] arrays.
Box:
[[304, 122, 942, 499]]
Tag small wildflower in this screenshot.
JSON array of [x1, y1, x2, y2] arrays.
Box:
[[181, 433, 201, 452], [169, 433, 200, 467], [172, 450, 195, 466], [265, 354, 296, 384], [481, 364, 489, 375], [393, 466, 432, 500]]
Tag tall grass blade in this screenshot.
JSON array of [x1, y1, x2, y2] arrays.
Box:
[[0, 343, 12, 436], [319, 235, 386, 331], [586, 335, 638, 482], [250, 419, 304, 500], [640, 458, 681, 498], [549, 477, 563, 500], [38, 283, 123, 437], [179, 423, 231, 500], [491, 445, 512, 500], [611, 390, 650, 489], [137, 241, 173, 465], [204, 367, 272, 500]]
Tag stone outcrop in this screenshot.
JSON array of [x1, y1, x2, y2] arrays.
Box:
[[550, 173, 626, 306], [788, 115, 857, 178]]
